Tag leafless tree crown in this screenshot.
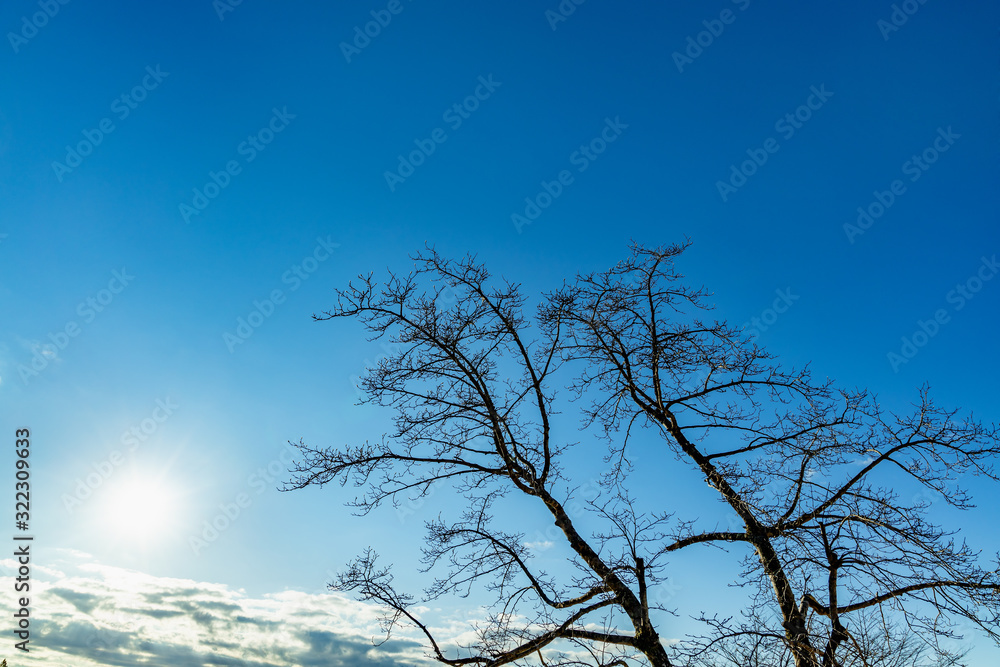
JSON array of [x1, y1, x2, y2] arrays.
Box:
[[286, 242, 1000, 667]]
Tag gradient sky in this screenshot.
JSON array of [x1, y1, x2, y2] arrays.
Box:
[[1, 0, 998, 664]]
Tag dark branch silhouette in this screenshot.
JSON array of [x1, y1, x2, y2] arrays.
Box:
[[285, 242, 1000, 667]]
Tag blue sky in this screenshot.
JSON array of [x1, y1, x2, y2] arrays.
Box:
[[1, 0, 998, 664]]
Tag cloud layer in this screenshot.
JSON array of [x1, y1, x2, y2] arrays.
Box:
[[1, 550, 432, 666]]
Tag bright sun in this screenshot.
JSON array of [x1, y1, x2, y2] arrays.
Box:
[[101, 475, 179, 545]]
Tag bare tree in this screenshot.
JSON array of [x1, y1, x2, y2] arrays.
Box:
[[285, 242, 1000, 667], [686, 607, 968, 667]]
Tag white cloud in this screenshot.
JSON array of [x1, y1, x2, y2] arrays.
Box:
[[0, 550, 433, 666], [523, 540, 554, 551]]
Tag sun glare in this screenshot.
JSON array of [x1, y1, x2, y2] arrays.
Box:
[[101, 475, 179, 545]]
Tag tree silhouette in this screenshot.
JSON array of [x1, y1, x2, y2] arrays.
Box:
[[286, 242, 1000, 667]]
